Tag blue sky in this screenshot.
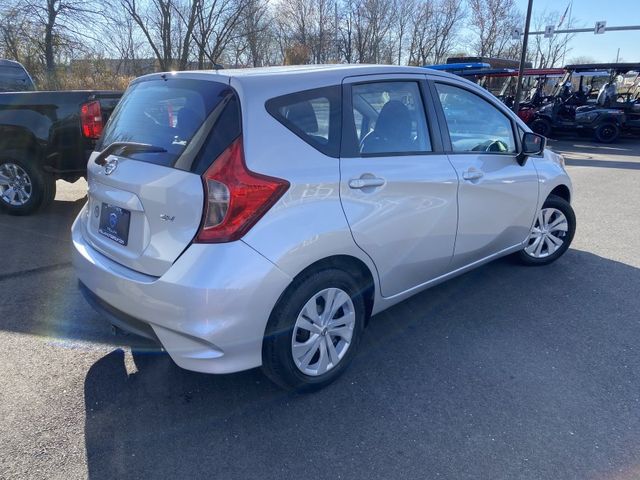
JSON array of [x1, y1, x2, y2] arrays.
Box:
[[513, 0, 639, 62]]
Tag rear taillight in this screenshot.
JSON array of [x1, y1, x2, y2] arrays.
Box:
[[80, 101, 103, 139], [195, 137, 289, 243]]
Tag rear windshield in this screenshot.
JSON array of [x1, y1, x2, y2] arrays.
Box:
[[0, 65, 34, 92], [98, 78, 239, 170]]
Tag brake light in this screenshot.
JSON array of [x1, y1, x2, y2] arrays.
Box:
[[195, 137, 289, 243], [80, 101, 103, 139]]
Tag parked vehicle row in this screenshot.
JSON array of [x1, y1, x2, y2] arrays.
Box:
[[431, 61, 640, 144], [71, 65, 575, 391]]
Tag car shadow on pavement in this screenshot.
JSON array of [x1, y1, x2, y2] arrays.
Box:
[[83, 250, 640, 480]]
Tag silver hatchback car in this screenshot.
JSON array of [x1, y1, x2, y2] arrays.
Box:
[[72, 65, 575, 390]]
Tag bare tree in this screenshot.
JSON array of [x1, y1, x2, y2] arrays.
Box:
[[120, 0, 198, 70], [529, 10, 576, 68], [468, 0, 520, 59], [408, 0, 464, 65], [274, 0, 338, 65], [0, 7, 33, 64], [393, 0, 415, 65], [188, 0, 249, 67], [97, 5, 150, 75], [231, 0, 274, 66], [338, 0, 355, 62], [408, 0, 435, 65], [1, 0, 96, 87], [432, 0, 464, 63], [349, 0, 395, 63]]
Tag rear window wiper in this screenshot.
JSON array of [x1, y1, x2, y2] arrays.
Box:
[[95, 142, 167, 166]]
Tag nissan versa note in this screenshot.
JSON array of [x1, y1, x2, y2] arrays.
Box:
[[72, 65, 576, 391]]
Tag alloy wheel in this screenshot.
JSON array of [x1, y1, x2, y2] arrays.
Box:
[[0, 163, 33, 206], [524, 207, 569, 259], [291, 287, 356, 377]]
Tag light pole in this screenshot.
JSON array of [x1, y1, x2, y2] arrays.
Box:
[[513, 0, 534, 114]]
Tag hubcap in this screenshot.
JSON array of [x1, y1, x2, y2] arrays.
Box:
[[0, 163, 32, 206], [524, 207, 568, 258], [291, 287, 356, 377]]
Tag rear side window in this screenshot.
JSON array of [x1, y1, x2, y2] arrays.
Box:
[[0, 65, 34, 92], [98, 78, 239, 170], [266, 86, 341, 157], [351, 81, 431, 155]]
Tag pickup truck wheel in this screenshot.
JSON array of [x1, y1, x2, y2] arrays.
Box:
[[0, 158, 56, 215]]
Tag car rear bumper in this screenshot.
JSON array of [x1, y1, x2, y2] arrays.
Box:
[[71, 208, 292, 374]]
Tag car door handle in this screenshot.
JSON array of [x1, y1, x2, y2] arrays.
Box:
[[349, 177, 386, 189], [462, 169, 484, 181]]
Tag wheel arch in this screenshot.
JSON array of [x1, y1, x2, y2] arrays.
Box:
[[0, 124, 45, 165], [549, 184, 571, 203], [276, 254, 376, 325]]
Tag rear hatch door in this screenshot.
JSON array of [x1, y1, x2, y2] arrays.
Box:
[[81, 76, 240, 277]]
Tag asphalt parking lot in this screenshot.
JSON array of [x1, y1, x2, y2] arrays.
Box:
[[1, 138, 640, 480]]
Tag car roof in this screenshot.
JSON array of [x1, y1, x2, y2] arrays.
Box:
[[135, 64, 462, 84], [0, 59, 25, 69]]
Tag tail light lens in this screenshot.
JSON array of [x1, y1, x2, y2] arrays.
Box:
[[195, 137, 289, 243], [80, 101, 103, 139]]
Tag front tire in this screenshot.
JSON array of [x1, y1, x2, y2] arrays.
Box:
[[517, 194, 576, 266], [262, 269, 366, 392], [531, 118, 552, 137], [0, 157, 56, 215]]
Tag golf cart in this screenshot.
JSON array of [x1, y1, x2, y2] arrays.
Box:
[[574, 66, 640, 140], [529, 63, 639, 142], [468, 68, 563, 123]]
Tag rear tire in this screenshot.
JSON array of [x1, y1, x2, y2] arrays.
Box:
[[262, 268, 366, 392], [594, 122, 620, 143], [516, 194, 576, 266], [0, 157, 56, 215]]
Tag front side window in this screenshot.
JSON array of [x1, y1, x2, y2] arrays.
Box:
[[266, 86, 341, 157], [351, 81, 431, 155], [435, 83, 516, 154]]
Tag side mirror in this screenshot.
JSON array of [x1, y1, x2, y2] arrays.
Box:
[[516, 132, 546, 166]]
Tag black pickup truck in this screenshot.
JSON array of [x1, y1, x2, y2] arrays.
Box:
[[0, 89, 121, 215]]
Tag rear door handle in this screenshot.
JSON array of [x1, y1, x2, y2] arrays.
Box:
[[462, 169, 484, 181], [349, 177, 385, 189]]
